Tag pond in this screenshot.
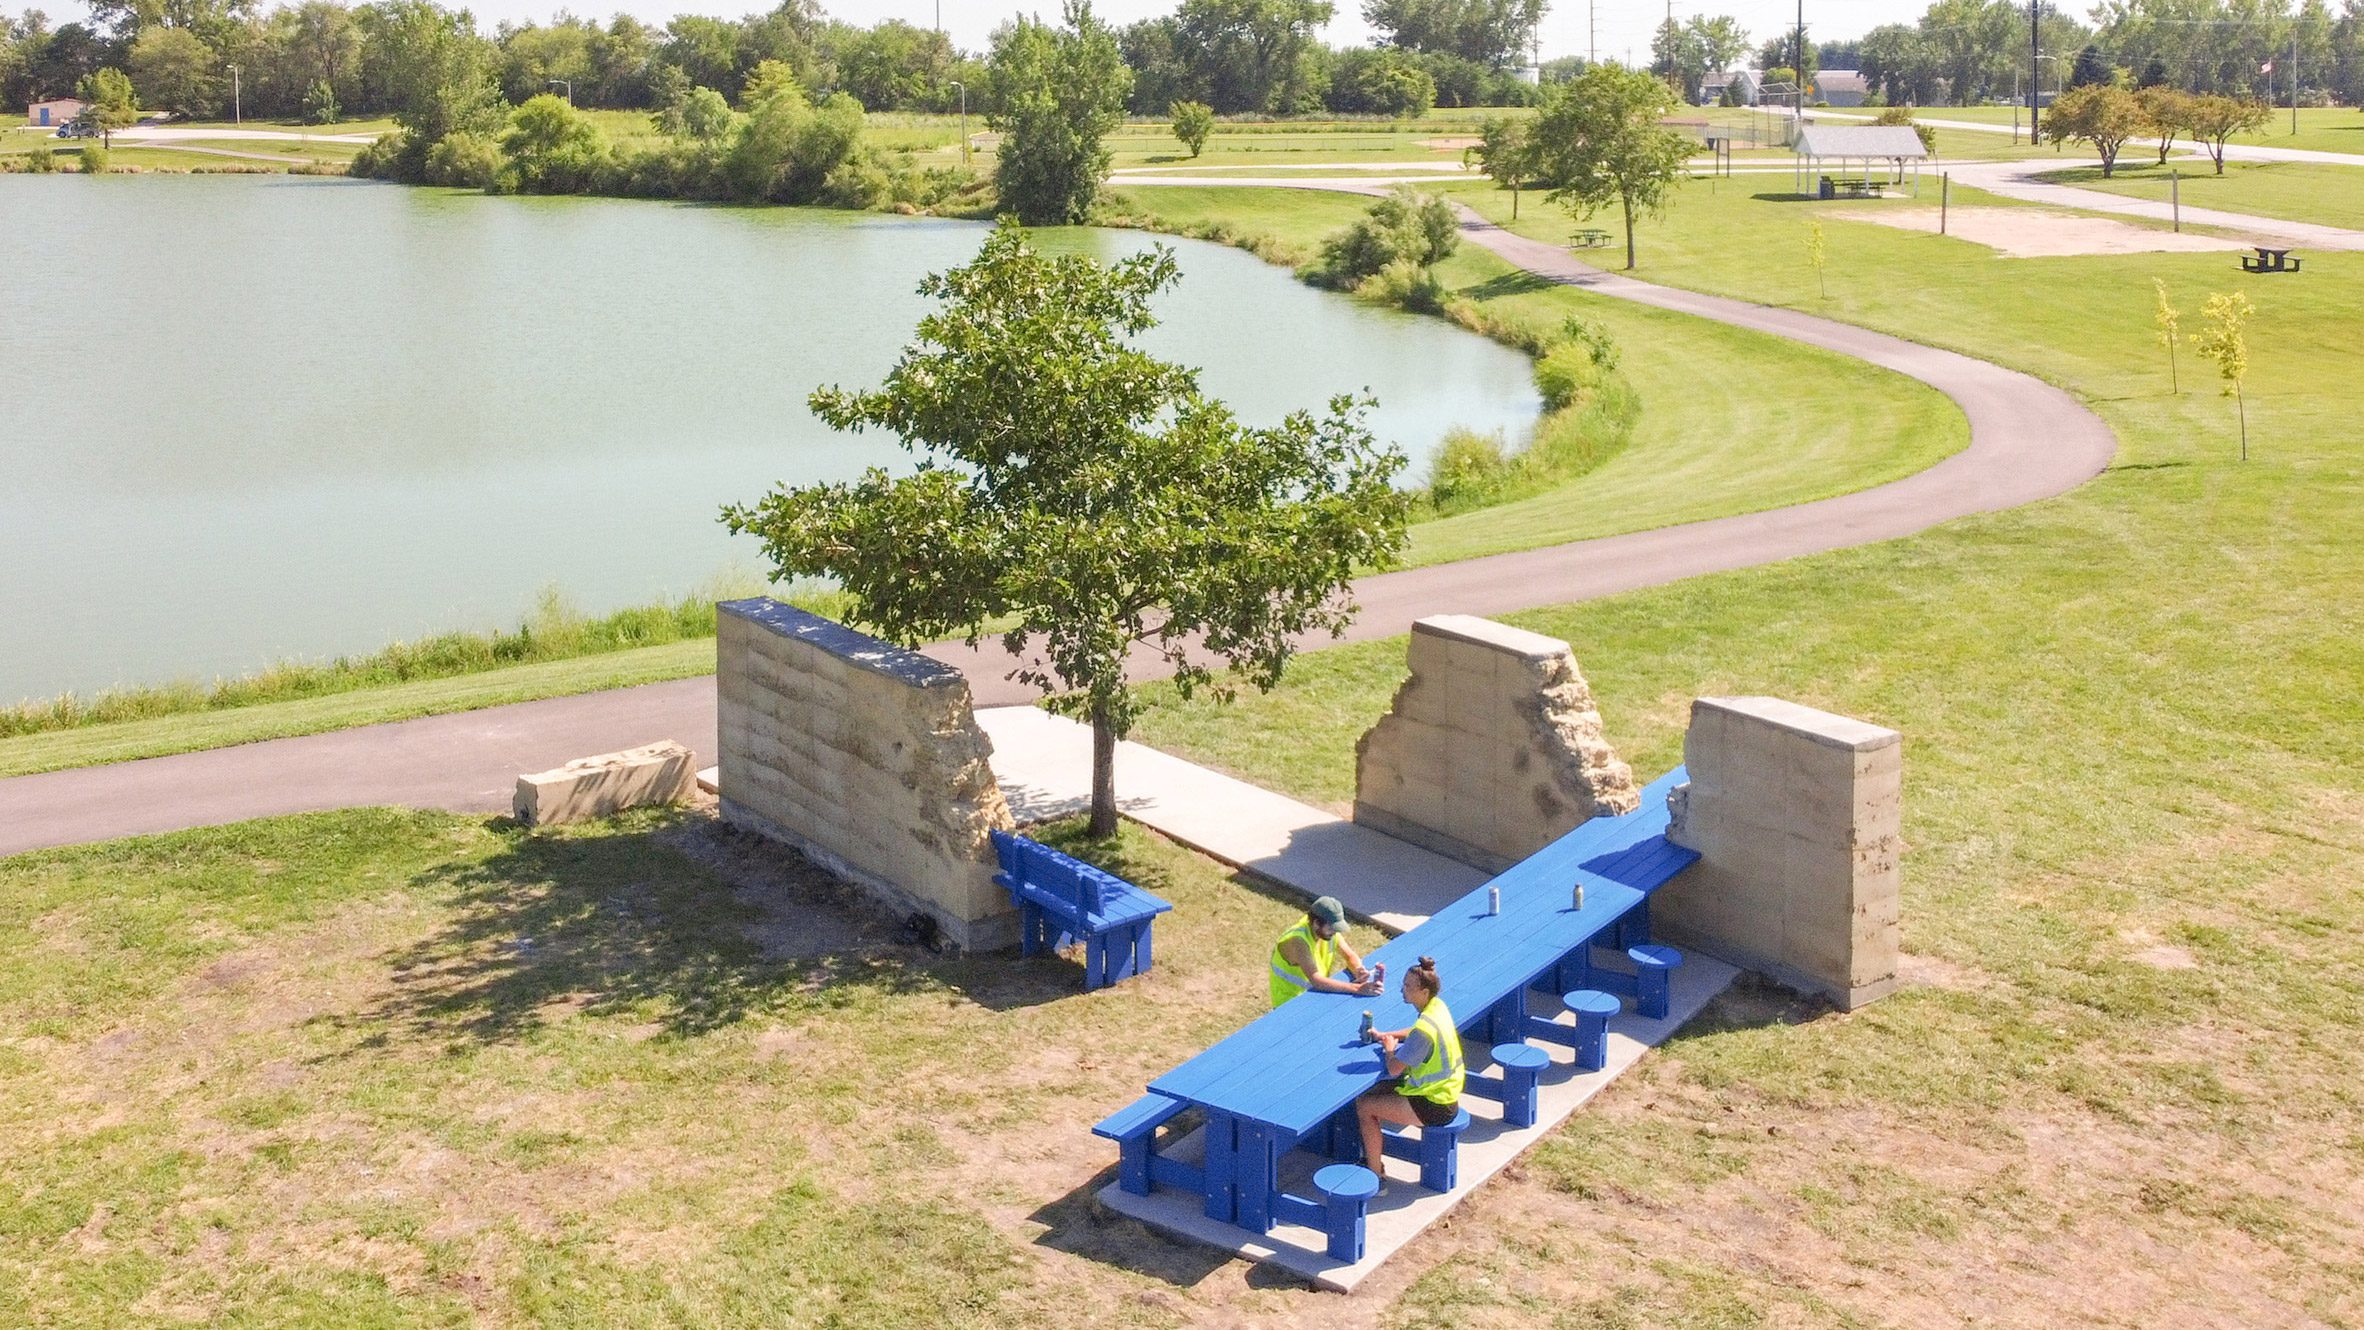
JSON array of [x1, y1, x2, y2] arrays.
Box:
[[0, 175, 1540, 706]]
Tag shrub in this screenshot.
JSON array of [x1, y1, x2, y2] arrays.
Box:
[[22, 146, 59, 174], [77, 143, 110, 174], [1426, 427, 1512, 506], [424, 130, 503, 189], [1356, 255, 1447, 314], [350, 131, 407, 179], [302, 79, 341, 125], [1312, 185, 1459, 288]]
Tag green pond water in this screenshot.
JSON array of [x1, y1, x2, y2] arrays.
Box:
[[0, 175, 1541, 707]]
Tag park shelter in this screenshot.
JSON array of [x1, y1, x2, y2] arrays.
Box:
[[1793, 124, 1928, 198], [27, 98, 83, 128]]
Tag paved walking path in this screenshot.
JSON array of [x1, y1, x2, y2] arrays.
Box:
[[0, 194, 2116, 857], [1807, 107, 2364, 168]]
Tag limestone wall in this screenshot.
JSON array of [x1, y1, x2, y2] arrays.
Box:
[[1661, 696, 1901, 1010], [1352, 615, 1638, 873], [715, 598, 1016, 952]]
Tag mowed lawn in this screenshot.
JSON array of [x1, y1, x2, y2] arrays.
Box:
[[1899, 101, 2364, 156], [1109, 184, 1967, 568], [1123, 176, 2364, 1320]]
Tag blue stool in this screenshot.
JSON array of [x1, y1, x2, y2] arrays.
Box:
[[1313, 1164, 1380, 1261], [1489, 1043, 1551, 1129], [1628, 944, 1684, 1020], [1380, 1105, 1471, 1192], [1563, 989, 1620, 1072]]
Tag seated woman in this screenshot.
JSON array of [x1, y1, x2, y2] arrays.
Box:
[[1354, 955, 1464, 1190]]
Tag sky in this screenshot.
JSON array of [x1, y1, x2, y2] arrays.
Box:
[[49, 0, 1937, 71]]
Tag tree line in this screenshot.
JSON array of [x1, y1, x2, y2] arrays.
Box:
[[1847, 0, 2364, 109], [0, 0, 1552, 126]]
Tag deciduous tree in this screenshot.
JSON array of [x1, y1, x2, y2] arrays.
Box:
[[1533, 64, 1691, 271], [1171, 97, 1213, 156], [76, 66, 139, 144], [129, 26, 217, 118], [986, 0, 1130, 225], [1465, 112, 1536, 218], [2137, 85, 2194, 165], [2047, 83, 2145, 176], [2190, 290, 2253, 460], [722, 223, 1411, 836], [2188, 94, 2270, 174], [2151, 278, 2180, 395]]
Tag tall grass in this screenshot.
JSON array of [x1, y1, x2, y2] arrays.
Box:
[[0, 575, 838, 740]]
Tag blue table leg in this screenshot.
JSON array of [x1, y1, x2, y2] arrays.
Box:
[[1135, 920, 1154, 976], [1083, 932, 1106, 991], [1235, 1122, 1278, 1235], [1202, 1112, 1238, 1223]]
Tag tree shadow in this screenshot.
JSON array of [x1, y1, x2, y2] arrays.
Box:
[[334, 810, 1083, 1052], [1752, 191, 1821, 203], [1463, 268, 1558, 301]]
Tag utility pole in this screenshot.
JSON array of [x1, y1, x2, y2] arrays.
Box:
[[2029, 0, 2041, 145], [2292, 30, 2300, 135], [229, 63, 240, 125], [1588, 0, 1595, 67]]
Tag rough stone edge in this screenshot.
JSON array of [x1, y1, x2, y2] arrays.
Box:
[[717, 597, 967, 691], [1409, 613, 1569, 661]]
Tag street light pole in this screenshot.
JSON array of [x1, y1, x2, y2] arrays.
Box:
[[949, 80, 967, 168], [547, 79, 571, 103], [229, 63, 240, 125]]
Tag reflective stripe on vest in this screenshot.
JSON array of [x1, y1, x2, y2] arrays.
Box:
[[1268, 921, 1336, 1007], [1399, 996, 1465, 1105]]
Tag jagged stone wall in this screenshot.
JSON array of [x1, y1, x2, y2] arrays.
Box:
[[1352, 615, 1638, 873], [715, 599, 1017, 952], [1662, 696, 1902, 1011]]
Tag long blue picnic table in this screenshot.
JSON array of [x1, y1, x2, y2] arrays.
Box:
[[1139, 767, 1698, 1233]]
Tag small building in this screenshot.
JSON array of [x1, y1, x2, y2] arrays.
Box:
[[1702, 69, 1760, 106], [1813, 70, 1870, 107], [1793, 123, 1930, 198], [28, 97, 84, 129]]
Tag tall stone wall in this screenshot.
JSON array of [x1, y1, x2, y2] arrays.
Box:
[[1353, 615, 1638, 874], [715, 599, 1017, 952], [1661, 696, 1902, 1011]]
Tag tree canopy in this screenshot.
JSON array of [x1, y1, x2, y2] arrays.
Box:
[[986, 0, 1131, 226], [1533, 65, 1690, 272], [722, 222, 1411, 835]]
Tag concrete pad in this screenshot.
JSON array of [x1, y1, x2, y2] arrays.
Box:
[[1098, 952, 1740, 1290], [974, 707, 1486, 932]]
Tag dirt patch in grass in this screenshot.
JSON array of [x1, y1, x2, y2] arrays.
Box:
[[1841, 205, 2252, 257]]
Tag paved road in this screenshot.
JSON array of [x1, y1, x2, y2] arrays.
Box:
[[0, 195, 2117, 857], [113, 126, 382, 144]]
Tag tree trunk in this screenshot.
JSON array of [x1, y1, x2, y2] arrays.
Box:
[[2236, 384, 2248, 462], [1510, 183, 1519, 221], [1622, 194, 1637, 270], [1088, 697, 1119, 838]]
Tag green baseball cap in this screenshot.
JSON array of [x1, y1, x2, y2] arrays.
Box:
[[1309, 896, 1346, 928]]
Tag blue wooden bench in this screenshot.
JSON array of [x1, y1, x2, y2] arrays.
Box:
[[990, 830, 1173, 991]]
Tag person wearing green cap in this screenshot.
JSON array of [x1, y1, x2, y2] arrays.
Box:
[[1268, 895, 1383, 1007]]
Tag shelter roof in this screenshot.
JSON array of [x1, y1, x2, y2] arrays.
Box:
[[1794, 124, 1928, 159]]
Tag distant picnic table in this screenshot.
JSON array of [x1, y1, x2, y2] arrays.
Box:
[[2241, 246, 2301, 274], [1098, 770, 1698, 1245]]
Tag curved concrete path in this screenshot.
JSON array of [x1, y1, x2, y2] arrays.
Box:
[[0, 194, 2116, 856]]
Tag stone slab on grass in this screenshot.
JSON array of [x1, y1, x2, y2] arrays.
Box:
[[1098, 952, 1739, 1291], [514, 740, 698, 827]]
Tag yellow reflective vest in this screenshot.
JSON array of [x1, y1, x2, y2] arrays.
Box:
[[1268, 920, 1337, 1007], [1398, 996, 1465, 1105]]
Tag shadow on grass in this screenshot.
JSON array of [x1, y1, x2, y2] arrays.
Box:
[[338, 810, 1086, 1049], [1462, 267, 1559, 301], [1753, 191, 1821, 203], [1026, 1163, 1317, 1291], [1662, 970, 1834, 1047]]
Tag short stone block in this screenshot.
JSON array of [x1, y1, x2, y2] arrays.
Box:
[[513, 741, 697, 827]]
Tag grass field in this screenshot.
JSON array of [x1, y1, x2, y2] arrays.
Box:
[[2039, 156, 2364, 229]]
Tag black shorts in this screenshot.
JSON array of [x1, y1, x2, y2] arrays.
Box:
[[1374, 1079, 1458, 1126]]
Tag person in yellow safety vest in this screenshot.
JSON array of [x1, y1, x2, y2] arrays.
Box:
[[1268, 895, 1383, 1007], [1355, 955, 1465, 1191]]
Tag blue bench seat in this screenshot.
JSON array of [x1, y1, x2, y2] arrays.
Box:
[[991, 830, 1173, 990]]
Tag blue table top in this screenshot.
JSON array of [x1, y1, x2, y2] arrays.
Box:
[[1148, 768, 1698, 1138]]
